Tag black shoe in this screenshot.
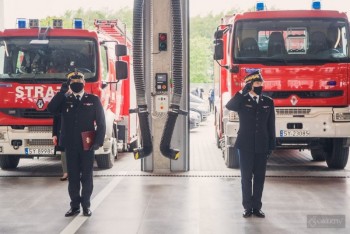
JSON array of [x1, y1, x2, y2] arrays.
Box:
[[83, 208, 92, 217], [242, 209, 253, 218], [60, 176, 68, 181], [253, 209, 265, 218], [65, 208, 80, 217]]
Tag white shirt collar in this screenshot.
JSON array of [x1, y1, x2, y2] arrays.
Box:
[[249, 93, 259, 103], [73, 90, 84, 99]]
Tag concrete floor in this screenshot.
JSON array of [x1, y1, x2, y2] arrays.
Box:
[[1, 115, 350, 233], [0, 176, 349, 234]]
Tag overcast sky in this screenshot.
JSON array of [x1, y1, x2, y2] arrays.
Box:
[[2, 0, 350, 28]]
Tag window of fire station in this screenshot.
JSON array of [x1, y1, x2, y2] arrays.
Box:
[[234, 19, 349, 64], [0, 38, 97, 80]]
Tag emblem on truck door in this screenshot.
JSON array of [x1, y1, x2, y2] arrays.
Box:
[[290, 95, 298, 106], [36, 99, 44, 110]]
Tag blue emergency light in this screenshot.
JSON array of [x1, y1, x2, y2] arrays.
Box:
[[327, 81, 337, 86], [256, 2, 265, 11], [17, 18, 26, 28], [73, 18, 84, 29], [312, 0, 321, 10]]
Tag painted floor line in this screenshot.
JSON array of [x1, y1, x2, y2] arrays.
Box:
[[60, 172, 127, 234]]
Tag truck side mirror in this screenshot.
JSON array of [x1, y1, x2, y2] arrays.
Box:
[[116, 44, 127, 57], [214, 29, 225, 40], [214, 39, 224, 60], [116, 61, 128, 80]]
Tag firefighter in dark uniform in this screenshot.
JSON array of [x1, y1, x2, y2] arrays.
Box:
[[48, 71, 106, 217], [225, 71, 276, 218]]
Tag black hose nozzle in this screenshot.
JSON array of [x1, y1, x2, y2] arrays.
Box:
[[133, 145, 153, 160], [160, 109, 180, 160], [133, 107, 153, 160]]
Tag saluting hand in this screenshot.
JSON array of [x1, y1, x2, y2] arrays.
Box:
[[60, 82, 69, 93], [242, 82, 252, 95]]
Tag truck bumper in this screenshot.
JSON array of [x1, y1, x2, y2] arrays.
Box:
[[0, 126, 54, 156], [224, 107, 350, 147], [276, 107, 350, 138]]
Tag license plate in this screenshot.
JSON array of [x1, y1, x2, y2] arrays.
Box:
[[25, 148, 54, 155], [280, 130, 310, 137]]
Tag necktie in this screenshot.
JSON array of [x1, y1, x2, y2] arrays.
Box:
[[76, 95, 81, 101], [253, 96, 258, 103]]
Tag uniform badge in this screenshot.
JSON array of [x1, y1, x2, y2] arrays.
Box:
[[86, 137, 91, 144]]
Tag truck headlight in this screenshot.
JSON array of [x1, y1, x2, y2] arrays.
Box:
[[334, 112, 350, 121], [229, 111, 239, 122]]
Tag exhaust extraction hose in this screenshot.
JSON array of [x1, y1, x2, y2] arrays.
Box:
[[132, 0, 153, 159], [160, 0, 183, 160]]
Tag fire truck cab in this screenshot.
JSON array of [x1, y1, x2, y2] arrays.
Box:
[[0, 18, 137, 169], [214, 3, 350, 169]]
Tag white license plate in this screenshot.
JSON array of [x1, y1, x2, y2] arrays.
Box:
[[280, 130, 310, 137], [25, 148, 54, 155]]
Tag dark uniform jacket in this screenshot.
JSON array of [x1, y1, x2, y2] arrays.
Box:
[[52, 114, 64, 152], [226, 92, 276, 153], [48, 92, 106, 150]]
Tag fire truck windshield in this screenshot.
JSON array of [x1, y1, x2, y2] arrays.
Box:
[[234, 19, 349, 64], [0, 38, 96, 81]]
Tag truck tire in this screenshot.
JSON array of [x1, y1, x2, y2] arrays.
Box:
[[215, 132, 221, 149], [0, 155, 20, 169], [112, 138, 118, 159], [310, 149, 326, 161], [326, 138, 349, 169], [225, 146, 240, 169], [95, 152, 114, 169]]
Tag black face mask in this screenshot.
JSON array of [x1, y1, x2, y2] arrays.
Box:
[[70, 83, 84, 93], [253, 86, 263, 95]]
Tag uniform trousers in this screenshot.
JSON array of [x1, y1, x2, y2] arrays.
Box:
[[238, 149, 267, 210], [60, 151, 67, 174], [66, 148, 94, 209]]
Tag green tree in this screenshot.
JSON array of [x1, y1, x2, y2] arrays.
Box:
[[190, 36, 212, 83], [189, 8, 239, 83]]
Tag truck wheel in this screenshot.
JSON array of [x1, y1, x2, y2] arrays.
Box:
[[0, 155, 20, 169], [310, 149, 326, 161], [112, 138, 118, 159], [95, 152, 114, 169], [225, 146, 240, 169], [215, 132, 220, 148], [326, 138, 349, 169]]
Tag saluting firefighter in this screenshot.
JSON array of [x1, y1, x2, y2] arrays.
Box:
[[225, 70, 276, 218], [48, 71, 106, 217]]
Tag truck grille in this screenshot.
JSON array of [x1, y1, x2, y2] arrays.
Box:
[[22, 109, 53, 119], [264, 91, 343, 99], [28, 126, 53, 133], [276, 108, 311, 116], [0, 108, 53, 119], [26, 139, 54, 146]]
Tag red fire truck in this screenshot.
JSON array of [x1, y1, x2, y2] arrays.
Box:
[[214, 4, 350, 169], [0, 18, 137, 169]]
